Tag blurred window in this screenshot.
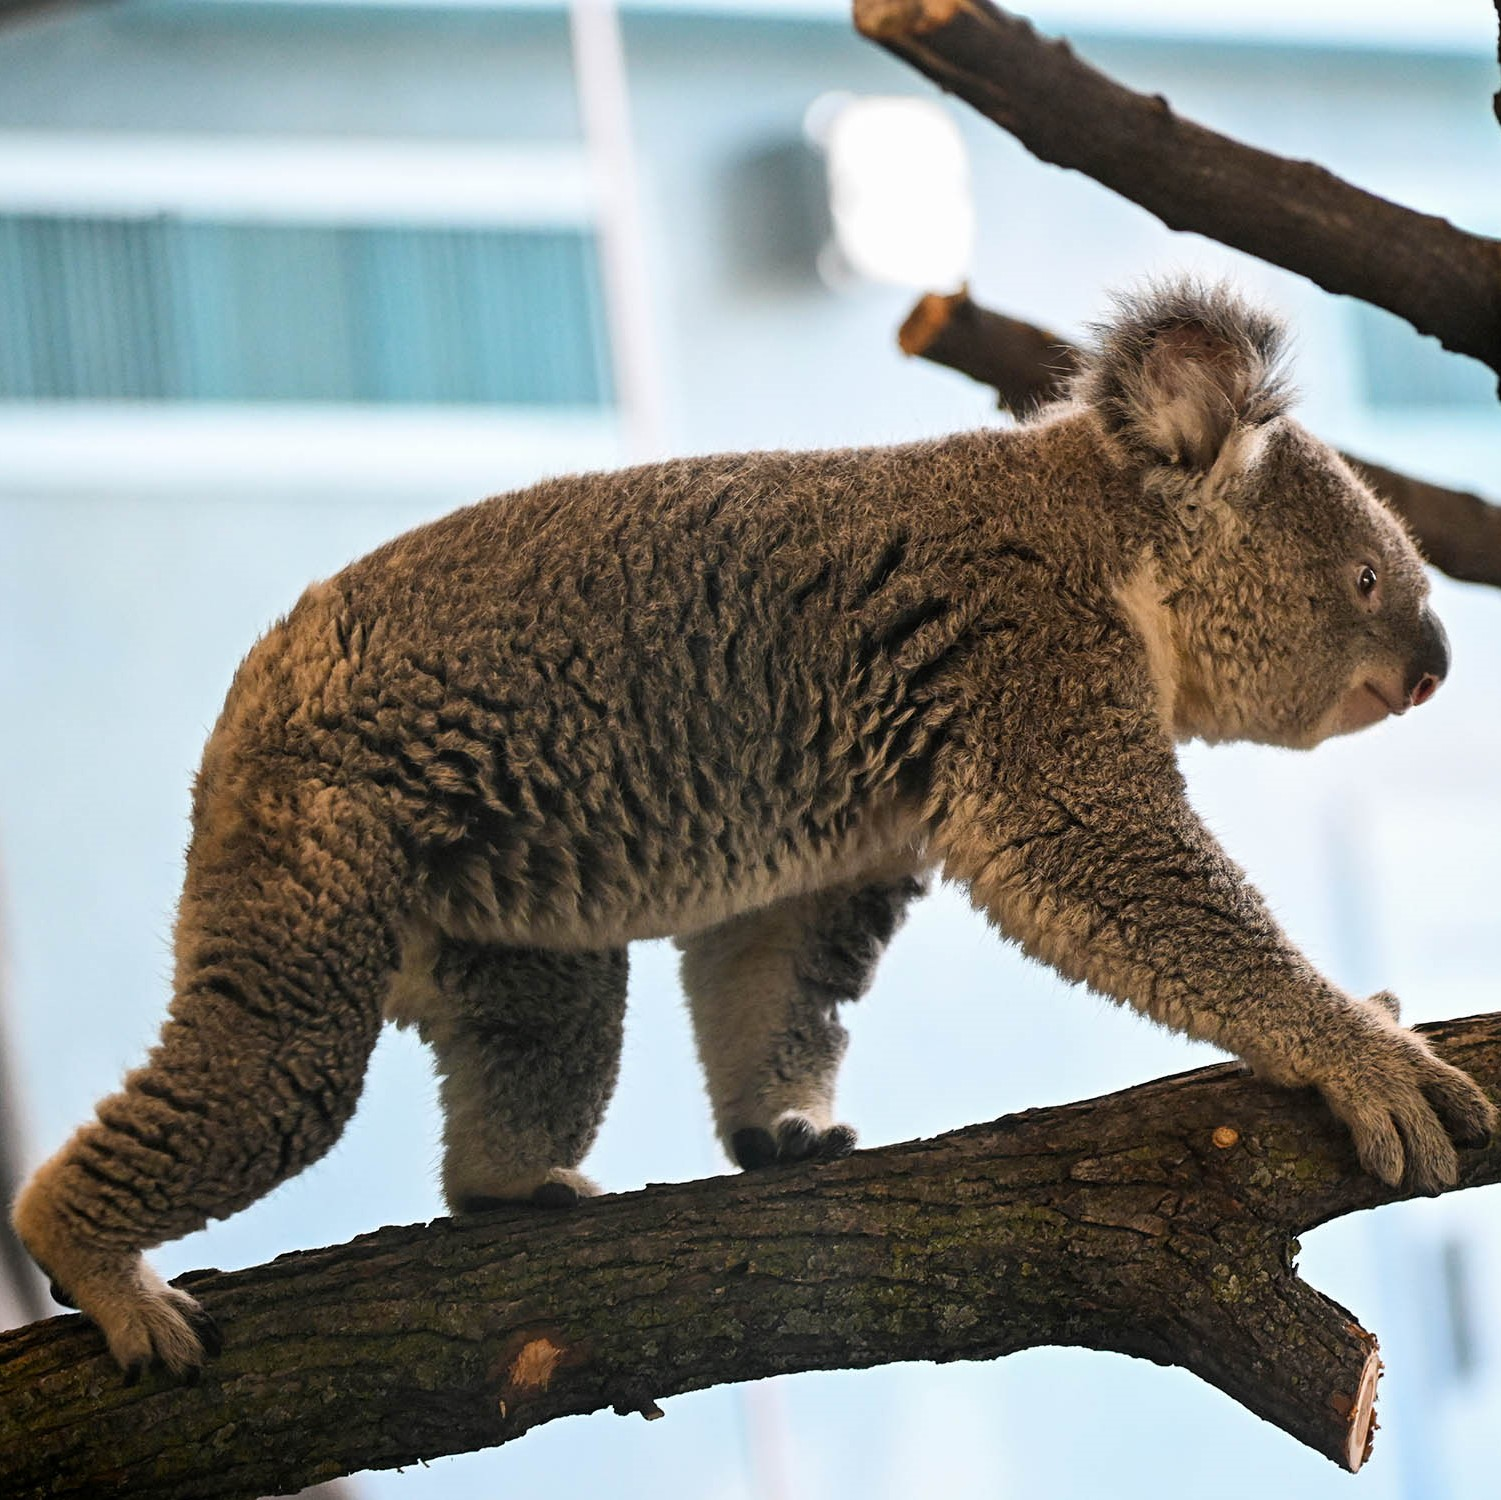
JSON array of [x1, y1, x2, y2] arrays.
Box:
[[0, 213, 613, 406]]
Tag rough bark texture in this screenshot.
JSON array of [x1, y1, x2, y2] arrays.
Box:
[[3, 1014, 1499, 1499], [900, 287, 1501, 590], [854, 0, 1501, 381]]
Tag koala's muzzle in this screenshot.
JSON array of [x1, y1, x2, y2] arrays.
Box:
[[1407, 606, 1449, 708]]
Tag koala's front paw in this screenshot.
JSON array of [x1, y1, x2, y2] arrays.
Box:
[[1313, 1014, 1497, 1195], [731, 1115, 857, 1171]]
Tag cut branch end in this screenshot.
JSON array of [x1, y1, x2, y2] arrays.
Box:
[[852, 0, 964, 41], [898, 289, 965, 356], [1345, 1347, 1381, 1472]]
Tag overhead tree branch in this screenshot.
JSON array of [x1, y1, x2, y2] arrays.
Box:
[[899, 287, 1501, 590], [853, 0, 1501, 383], [3, 1013, 1500, 1499], [0, 0, 108, 27], [1494, 0, 1501, 130]]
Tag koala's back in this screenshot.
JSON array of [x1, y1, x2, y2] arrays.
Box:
[[203, 435, 1064, 949]]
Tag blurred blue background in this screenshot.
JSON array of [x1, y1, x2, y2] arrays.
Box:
[[0, 1, 1497, 1495]]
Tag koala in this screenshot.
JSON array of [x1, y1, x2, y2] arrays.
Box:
[[13, 280, 1494, 1380]]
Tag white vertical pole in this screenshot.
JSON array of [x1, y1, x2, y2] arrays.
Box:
[[567, 0, 668, 461]]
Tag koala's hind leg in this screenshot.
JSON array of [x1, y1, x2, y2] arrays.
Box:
[[678, 873, 925, 1170], [11, 788, 402, 1378], [404, 942, 628, 1213]]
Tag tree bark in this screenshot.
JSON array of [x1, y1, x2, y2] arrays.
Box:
[[854, 0, 1501, 383], [3, 1013, 1499, 1499], [899, 287, 1501, 590]]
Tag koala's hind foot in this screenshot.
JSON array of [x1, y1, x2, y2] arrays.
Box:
[[11, 785, 403, 1379], [398, 941, 627, 1217], [13, 1179, 219, 1379], [1259, 1002, 1497, 1195], [454, 1166, 601, 1214], [732, 1116, 857, 1171]]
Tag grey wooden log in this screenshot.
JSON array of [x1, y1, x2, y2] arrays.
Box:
[[899, 288, 1501, 590], [855, 0, 1501, 382], [3, 1013, 1499, 1498]]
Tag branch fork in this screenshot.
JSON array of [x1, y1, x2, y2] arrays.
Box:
[[5, 1015, 1499, 1498]]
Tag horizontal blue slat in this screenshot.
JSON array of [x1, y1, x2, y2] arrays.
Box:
[[0, 212, 614, 406]]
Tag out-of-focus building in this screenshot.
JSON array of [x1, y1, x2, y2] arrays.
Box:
[[0, 3, 1496, 1498]]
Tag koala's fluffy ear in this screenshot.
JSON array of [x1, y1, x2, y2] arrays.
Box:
[[1074, 280, 1293, 470]]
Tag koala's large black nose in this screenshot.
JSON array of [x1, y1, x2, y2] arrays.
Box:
[[1408, 607, 1450, 708]]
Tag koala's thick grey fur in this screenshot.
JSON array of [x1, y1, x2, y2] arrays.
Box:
[[14, 281, 1494, 1378]]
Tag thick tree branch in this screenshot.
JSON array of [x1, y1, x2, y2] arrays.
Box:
[[900, 287, 1501, 589], [1494, 0, 1501, 130], [854, 0, 1501, 381], [3, 1013, 1500, 1498]]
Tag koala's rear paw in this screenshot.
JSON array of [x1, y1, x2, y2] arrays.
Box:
[[453, 1166, 600, 1215], [1317, 1018, 1497, 1196], [118, 1290, 221, 1385], [732, 1116, 857, 1170], [81, 1259, 217, 1382]]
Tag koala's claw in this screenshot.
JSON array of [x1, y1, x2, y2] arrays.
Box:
[[813, 1123, 858, 1160], [732, 1117, 857, 1171], [188, 1302, 224, 1359], [100, 1276, 215, 1381], [1317, 1021, 1497, 1196]]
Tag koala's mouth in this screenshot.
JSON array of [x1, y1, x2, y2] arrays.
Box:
[[1360, 681, 1404, 719], [1327, 678, 1403, 739]]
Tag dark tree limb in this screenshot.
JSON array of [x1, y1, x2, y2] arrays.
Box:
[[4, 1013, 1501, 1498], [1494, 0, 1501, 130], [854, 0, 1501, 381], [897, 290, 1079, 413], [900, 287, 1501, 589], [0, 0, 108, 27]]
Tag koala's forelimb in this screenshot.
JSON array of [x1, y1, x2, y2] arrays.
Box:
[[679, 870, 925, 1165], [933, 642, 1494, 1194]]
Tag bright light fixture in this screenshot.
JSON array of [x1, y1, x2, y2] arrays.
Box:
[[806, 92, 974, 291]]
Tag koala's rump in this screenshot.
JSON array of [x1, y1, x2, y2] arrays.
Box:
[[203, 452, 965, 950]]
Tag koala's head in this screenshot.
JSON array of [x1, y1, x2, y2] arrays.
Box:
[[1077, 280, 1448, 750]]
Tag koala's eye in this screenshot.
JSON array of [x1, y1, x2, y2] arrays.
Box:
[[1357, 564, 1378, 598]]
